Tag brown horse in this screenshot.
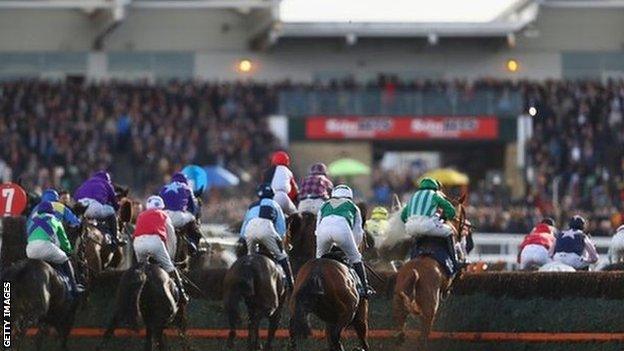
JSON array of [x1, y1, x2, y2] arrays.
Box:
[[285, 212, 318, 275], [289, 255, 369, 351], [285, 202, 371, 275], [223, 254, 287, 351], [2, 231, 89, 351], [392, 196, 473, 350]]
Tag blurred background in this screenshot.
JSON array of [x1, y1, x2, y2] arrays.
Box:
[[0, 0, 623, 239]]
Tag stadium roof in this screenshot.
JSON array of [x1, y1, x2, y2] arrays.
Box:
[[0, 0, 622, 46]]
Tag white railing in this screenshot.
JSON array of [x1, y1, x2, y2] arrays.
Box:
[[198, 226, 616, 270], [469, 233, 613, 270]]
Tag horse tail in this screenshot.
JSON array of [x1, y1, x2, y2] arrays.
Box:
[[289, 262, 324, 338], [112, 264, 148, 328], [398, 269, 421, 316], [302, 263, 324, 296], [239, 259, 255, 297]]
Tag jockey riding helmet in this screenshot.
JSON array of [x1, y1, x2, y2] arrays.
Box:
[[568, 215, 586, 231], [332, 185, 353, 199], [257, 183, 275, 199], [271, 151, 290, 167], [146, 195, 165, 210]]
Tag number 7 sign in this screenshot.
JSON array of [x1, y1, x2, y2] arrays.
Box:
[[0, 183, 27, 216]]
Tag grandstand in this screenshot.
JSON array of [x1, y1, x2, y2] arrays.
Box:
[[3, 1, 624, 350], [1, 0, 623, 234]]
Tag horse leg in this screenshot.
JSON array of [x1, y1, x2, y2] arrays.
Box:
[[35, 325, 50, 351], [392, 290, 411, 344], [351, 300, 370, 351], [55, 323, 72, 351], [144, 327, 153, 351], [417, 289, 440, 351], [265, 305, 283, 351], [225, 293, 240, 349], [326, 324, 345, 351], [156, 328, 168, 351], [247, 309, 260, 351]]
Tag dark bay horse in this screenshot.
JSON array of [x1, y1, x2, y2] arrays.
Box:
[[75, 198, 134, 278], [1, 238, 88, 351], [392, 195, 473, 350], [98, 262, 190, 351], [223, 254, 287, 351], [289, 256, 369, 351]]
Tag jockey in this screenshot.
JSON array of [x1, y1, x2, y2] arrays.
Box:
[[74, 171, 124, 247], [29, 188, 80, 229], [551, 215, 599, 270], [315, 185, 374, 298], [298, 162, 333, 214], [240, 183, 294, 290], [401, 177, 459, 270], [133, 195, 188, 304], [26, 201, 84, 296], [365, 206, 390, 242], [159, 172, 203, 255], [264, 151, 298, 215], [518, 218, 556, 270]]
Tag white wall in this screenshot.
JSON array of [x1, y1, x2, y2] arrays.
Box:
[[0, 6, 622, 81]]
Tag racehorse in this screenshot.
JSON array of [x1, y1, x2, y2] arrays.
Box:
[[392, 195, 473, 350], [98, 199, 194, 351], [288, 252, 369, 351], [187, 243, 236, 300], [285, 202, 372, 275], [74, 199, 134, 278], [98, 262, 191, 351], [223, 254, 287, 351], [1, 234, 88, 351]]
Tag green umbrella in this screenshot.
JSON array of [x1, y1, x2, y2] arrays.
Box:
[[328, 158, 371, 177]]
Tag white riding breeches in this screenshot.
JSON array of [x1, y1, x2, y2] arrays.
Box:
[[520, 244, 551, 270], [273, 191, 297, 215], [78, 198, 115, 218], [133, 235, 175, 272], [244, 218, 287, 261], [316, 215, 362, 264], [166, 210, 195, 228], [405, 215, 453, 238], [553, 252, 587, 270], [26, 240, 69, 265], [298, 198, 324, 214]]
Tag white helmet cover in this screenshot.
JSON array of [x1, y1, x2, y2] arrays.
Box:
[[146, 195, 165, 210], [332, 185, 353, 199]]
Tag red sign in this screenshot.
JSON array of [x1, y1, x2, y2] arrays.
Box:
[[0, 183, 28, 216], [306, 116, 499, 140]]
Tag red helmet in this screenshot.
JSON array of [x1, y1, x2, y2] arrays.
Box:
[[271, 151, 290, 166]]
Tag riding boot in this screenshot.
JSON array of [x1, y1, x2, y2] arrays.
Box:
[[170, 269, 189, 305], [277, 257, 295, 291], [353, 261, 375, 299], [105, 215, 126, 248], [184, 221, 205, 256], [446, 235, 461, 271], [59, 260, 85, 297]]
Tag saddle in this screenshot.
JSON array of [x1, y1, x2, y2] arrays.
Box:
[[410, 237, 458, 277]]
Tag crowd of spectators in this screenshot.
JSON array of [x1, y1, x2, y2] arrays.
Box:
[[1, 78, 624, 230], [0, 80, 280, 205]]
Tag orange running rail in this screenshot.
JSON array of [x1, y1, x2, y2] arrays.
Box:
[[24, 328, 624, 342]]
